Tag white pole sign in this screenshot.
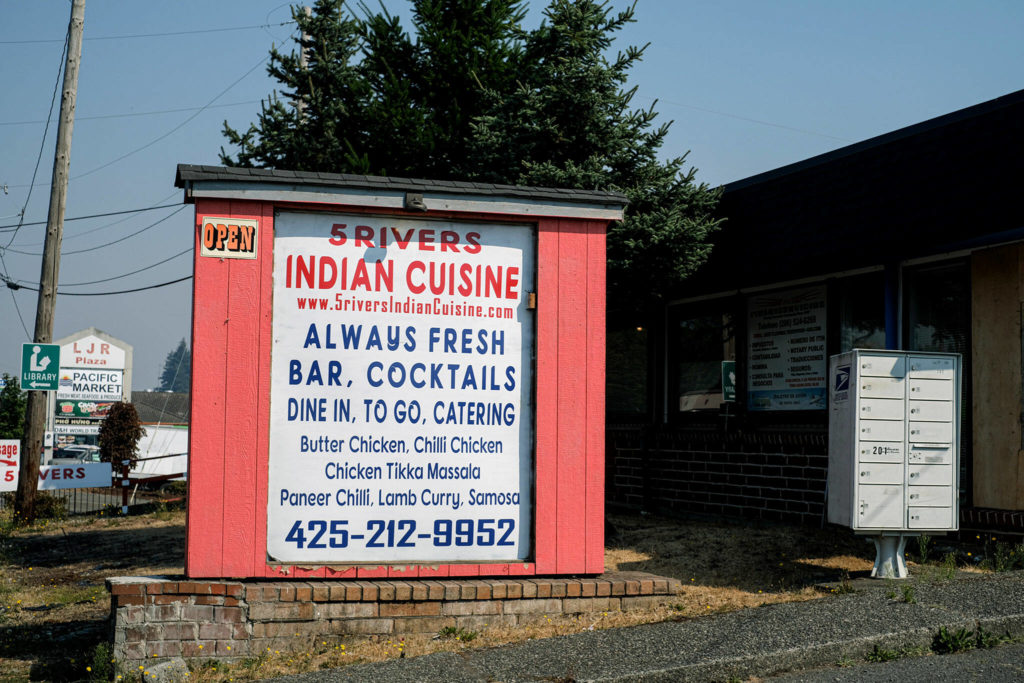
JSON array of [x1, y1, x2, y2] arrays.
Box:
[[747, 285, 828, 411], [0, 440, 19, 492], [268, 212, 535, 563], [38, 462, 112, 489]]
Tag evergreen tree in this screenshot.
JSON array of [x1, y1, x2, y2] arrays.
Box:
[[158, 339, 191, 393], [0, 374, 27, 440], [221, 0, 720, 312]]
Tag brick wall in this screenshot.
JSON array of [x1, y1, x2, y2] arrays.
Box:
[[107, 573, 680, 665], [607, 425, 828, 525]]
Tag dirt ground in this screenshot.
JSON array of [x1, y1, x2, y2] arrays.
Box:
[[0, 507, 882, 681]]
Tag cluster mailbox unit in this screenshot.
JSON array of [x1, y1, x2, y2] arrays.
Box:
[[828, 349, 961, 578]]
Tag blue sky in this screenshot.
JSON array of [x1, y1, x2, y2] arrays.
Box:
[[1, 0, 1022, 389]]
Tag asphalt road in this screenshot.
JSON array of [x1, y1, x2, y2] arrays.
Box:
[[769, 640, 1024, 682]]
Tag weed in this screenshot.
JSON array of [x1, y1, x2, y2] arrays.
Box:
[[437, 625, 478, 642], [834, 572, 856, 594], [0, 492, 67, 522], [974, 624, 1009, 649], [900, 584, 916, 604], [932, 626, 975, 654], [915, 534, 932, 564], [992, 541, 1024, 572], [940, 552, 957, 580], [837, 655, 855, 667], [865, 644, 899, 662], [88, 643, 116, 682], [884, 581, 897, 600]]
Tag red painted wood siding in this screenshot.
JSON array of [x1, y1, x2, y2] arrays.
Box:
[[186, 202, 606, 578]]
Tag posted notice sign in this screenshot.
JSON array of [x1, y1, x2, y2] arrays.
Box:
[[0, 440, 19, 492], [267, 212, 535, 563], [747, 285, 827, 411]]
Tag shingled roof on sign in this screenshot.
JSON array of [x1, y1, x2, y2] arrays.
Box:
[[175, 164, 629, 209]]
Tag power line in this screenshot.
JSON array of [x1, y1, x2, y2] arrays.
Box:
[[0, 252, 31, 340], [9, 56, 270, 190], [0, 202, 180, 231], [5, 275, 193, 296], [2, 205, 187, 256], [643, 95, 853, 143], [4, 30, 68, 250], [0, 21, 294, 45], [0, 100, 260, 127], [60, 247, 191, 286]]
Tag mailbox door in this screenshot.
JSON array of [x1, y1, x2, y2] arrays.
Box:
[[859, 485, 904, 528]]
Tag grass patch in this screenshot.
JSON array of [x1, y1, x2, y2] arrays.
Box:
[[865, 644, 900, 662]]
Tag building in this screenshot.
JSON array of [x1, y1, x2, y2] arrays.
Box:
[[606, 88, 1024, 533]]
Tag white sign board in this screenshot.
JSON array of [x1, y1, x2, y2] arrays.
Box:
[[747, 285, 827, 411], [57, 369, 124, 401], [53, 421, 102, 436], [0, 440, 19, 492], [267, 212, 535, 563], [60, 334, 127, 370], [38, 462, 112, 489]]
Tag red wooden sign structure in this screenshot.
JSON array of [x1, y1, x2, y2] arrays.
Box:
[[176, 165, 625, 579]]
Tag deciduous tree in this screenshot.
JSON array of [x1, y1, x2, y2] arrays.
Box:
[[98, 402, 145, 470]]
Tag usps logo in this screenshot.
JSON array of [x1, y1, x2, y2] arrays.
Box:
[[834, 366, 850, 392], [832, 365, 851, 404]]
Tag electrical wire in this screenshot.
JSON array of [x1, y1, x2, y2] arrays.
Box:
[[3, 30, 68, 250], [1, 251, 32, 340], [0, 21, 294, 45], [9, 56, 270, 191], [0, 202, 180, 231], [60, 247, 190, 286], [6, 275, 192, 296], [0, 100, 260, 128], [643, 95, 853, 143], [2, 205, 186, 256]]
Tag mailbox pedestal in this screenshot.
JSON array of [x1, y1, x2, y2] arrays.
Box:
[[827, 349, 961, 578]]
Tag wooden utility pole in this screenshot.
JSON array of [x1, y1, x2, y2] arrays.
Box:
[[15, 0, 86, 521]]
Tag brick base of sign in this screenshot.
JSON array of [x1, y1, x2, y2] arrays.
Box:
[[106, 572, 680, 664]]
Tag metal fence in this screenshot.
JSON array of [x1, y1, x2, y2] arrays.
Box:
[[0, 453, 186, 516]]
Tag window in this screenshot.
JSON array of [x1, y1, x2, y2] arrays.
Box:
[[837, 272, 886, 352], [904, 260, 971, 503], [905, 262, 969, 355], [607, 325, 648, 418], [667, 303, 734, 415]]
